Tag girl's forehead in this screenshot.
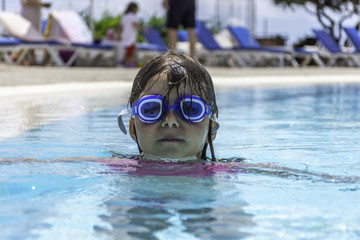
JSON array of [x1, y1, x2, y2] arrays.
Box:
[[139, 74, 190, 97]]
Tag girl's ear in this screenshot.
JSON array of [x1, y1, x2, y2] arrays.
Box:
[[206, 121, 218, 143], [211, 121, 218, 141], [129, 118, 137, 143]]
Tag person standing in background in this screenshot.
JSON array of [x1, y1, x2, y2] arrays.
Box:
[[117, 2, 142, 67], [163, 0, 197, 59], [20, 0, 51, 33], [15, 0, 51, 65]]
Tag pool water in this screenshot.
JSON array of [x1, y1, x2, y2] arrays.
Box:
[[1, 84, 360, 239]]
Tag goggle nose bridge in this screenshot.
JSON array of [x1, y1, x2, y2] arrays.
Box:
[[166, 104, 177, 112]]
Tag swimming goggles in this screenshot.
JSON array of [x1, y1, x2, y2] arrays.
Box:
[[118, 95, 211, 134]]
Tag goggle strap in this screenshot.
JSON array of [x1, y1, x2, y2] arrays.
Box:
[[208, 120, 216, 161], [118, 108, 129, 135]]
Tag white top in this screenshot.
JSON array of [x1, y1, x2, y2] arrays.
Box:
[[20, 0, 42, 32], [121, 12, 138, 47]]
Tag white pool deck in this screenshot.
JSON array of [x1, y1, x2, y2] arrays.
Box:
[[1, 64, 360, 140]]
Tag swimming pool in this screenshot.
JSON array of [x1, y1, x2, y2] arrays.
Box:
[[1, 83, 360, 239]]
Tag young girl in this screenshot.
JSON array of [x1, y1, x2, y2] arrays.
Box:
[[118, 50, 219, 162], [118, 2, 142, 67]]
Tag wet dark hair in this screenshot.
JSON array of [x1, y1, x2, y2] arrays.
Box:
[[129, 51, 218, 161], [129, 50, 218, 119], [125, 2, 138, 14]]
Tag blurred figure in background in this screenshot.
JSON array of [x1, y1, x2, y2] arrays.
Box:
[[163, 0, 197, 59], [117, 2, 142, 67], [14, 0, 51, 65], [20, 0, 51, 33]]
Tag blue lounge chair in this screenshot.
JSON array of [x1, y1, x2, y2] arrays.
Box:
[[227, 25, 298, 67], [135, 28, 168, 64], [43, 11, 117, 66], [17, 40, 72, 66], [142, 28, 168, 52], [343, 27, 360, 52], [313, 29, 360, 67], [227, 25, 261, 49], [0, 36, 112, 67], [195, 20, 247, 67], [0, 35, 75, 66], [64, 41, 116, 66], [0, 11, 112, 67], [177, 30, 189, 42], [0, 37, 21, 64], [0, 36, 22, 45], [293, 46, 325, 67], [0, 12, 73, 66]]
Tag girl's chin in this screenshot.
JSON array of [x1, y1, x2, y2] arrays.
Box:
[[140, 152, 202, 163]]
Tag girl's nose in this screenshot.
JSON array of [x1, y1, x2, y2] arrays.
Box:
[[161, 110, 180, 128]]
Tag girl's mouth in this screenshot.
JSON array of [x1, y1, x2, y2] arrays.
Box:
[[158, 137, 184, 142]]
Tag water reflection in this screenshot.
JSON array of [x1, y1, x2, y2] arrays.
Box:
[[95, 162, 254, 239], [0, 86, 129, 141]]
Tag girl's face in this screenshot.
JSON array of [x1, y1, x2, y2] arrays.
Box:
[[129, 76, 211, 160]]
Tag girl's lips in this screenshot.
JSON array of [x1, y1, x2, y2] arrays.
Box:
[[158, 137, 184, 142]]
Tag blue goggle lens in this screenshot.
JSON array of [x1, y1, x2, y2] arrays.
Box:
[[180, 97, 207, 122], [183, 102, 201, 116], [142, 101, 161, 117], [136, 96, 163, 123]]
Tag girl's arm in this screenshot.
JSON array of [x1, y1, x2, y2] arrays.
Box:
[[132, 22, 142, 31], [116, 24, 123, 41], [162, 0, 169, 10]]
